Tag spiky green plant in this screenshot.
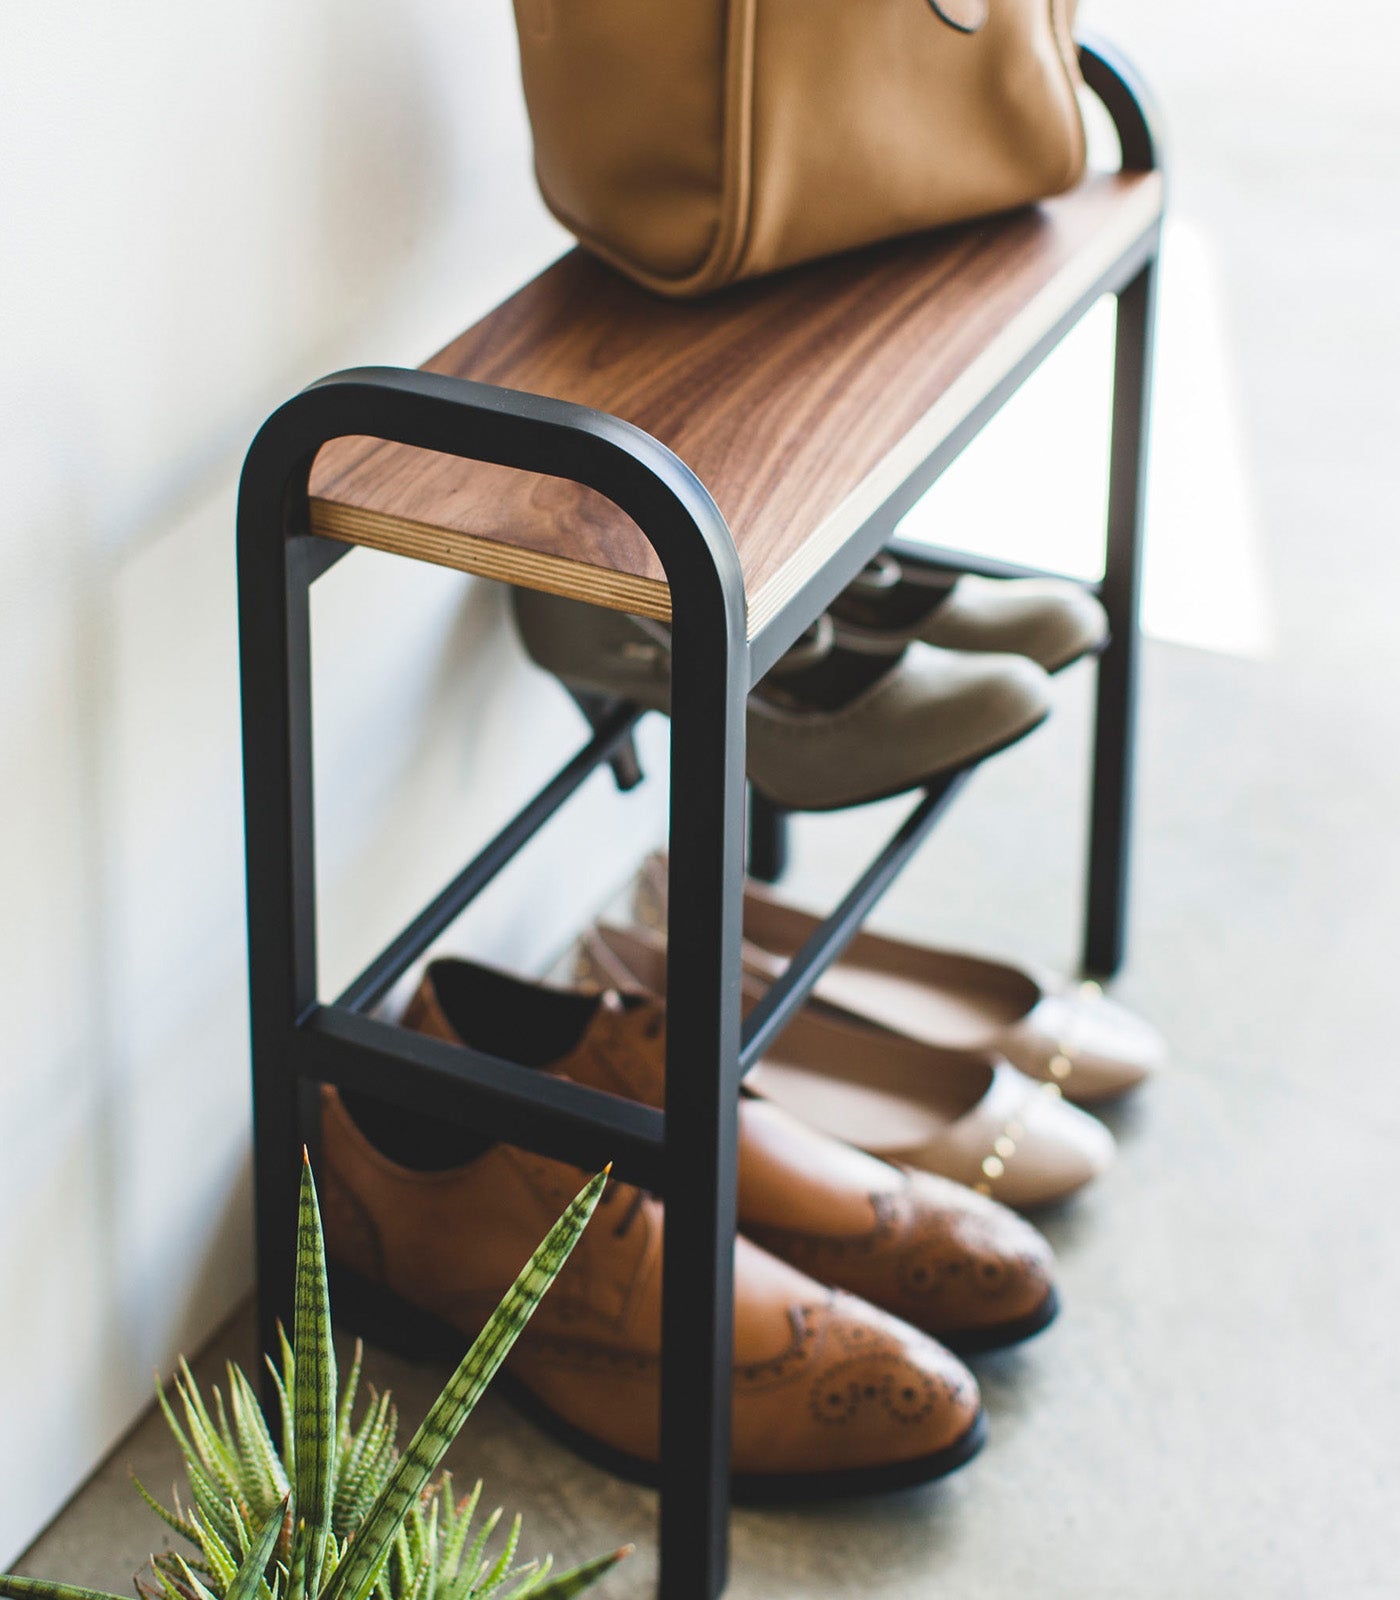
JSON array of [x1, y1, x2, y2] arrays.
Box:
[[1, 1157, 626, 1600]]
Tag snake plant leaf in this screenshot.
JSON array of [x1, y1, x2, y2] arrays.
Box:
[[131, 1475, 201, 1544], [172, 1559, 217, 1600], [0, 1578, 143, 1600], [292, 1154, 336, 1598], [437, 1480, 482, 1590], [501, 1558, 550, 1600], [221, 1502, 287, 1600], [472, 1514, 522, 1600], [332, 1390, 394, 1536], [283, 1519, 307, 1600], [155, 1387, 217, 1506], [229, 1365, 289, 1511], [191, 1510, 239, 1591], [266, 1328, 296, 1487], [451, 1507, 502, 1600], [176, 1365, 242, 1502], [140, 1562, 191, 1600], [334, 1342, 363, 1465], [320, 1168, 609, 1600], [526, 1548, 632, 1600], [223, 1505, 277, 1600]]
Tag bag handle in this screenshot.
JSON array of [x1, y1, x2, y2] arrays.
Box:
[[928, 0, 988, 33]]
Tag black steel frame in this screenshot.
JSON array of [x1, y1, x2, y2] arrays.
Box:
[[237, 39, 1160, 1600]]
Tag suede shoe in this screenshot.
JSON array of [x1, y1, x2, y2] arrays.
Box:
[[512, 586, 1050, 810], [830, 555, 1108, 673]]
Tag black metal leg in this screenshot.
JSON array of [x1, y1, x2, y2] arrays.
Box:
[[746, 787, 789, 882], [1084, 253, 1159, 977], [239, 527, 321, 1387], [658, 575, 747, 1600]]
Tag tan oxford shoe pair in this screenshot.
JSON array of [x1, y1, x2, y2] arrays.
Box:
[[319, 955, 1062, 1502]]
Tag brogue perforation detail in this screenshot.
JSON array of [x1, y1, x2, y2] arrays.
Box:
[[809, 1359, 943, 1429]]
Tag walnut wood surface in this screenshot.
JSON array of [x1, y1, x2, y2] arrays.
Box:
[[310, 171, 1162, 635]]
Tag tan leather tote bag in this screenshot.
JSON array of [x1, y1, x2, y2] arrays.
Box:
[[512, 0, 1087, 298]]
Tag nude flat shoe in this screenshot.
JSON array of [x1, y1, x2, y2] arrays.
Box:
[[512, 586, 1051, 811], [562, 935, 1061, 1349], [829, 555, 1109, 673], [636, 853, 1166, 1105], [319, 968, 985, 1503], [579, 922, 1114, 1211]]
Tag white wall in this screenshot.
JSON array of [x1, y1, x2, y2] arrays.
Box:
[[0, 0, 667, 1560]]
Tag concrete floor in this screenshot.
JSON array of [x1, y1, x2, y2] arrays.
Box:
[[15, 1, 1400, 1597]]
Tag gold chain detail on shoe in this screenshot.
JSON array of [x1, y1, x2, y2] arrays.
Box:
[[1044, 978, 1102, 1088], [973, 1110, 1029, 1195], [975, 981, 1102, 1191]]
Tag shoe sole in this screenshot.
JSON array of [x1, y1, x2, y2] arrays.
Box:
[[937, 1285, 1060, 1357], [328, 1260, 987, 1504]]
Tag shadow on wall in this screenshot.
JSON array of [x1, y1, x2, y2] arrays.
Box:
[[0, 0, 583, 1561]]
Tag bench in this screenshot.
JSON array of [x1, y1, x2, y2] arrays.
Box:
[[237, 37, 1163, 1600]]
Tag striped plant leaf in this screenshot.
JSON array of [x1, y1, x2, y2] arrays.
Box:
[[156, 1387, 230, 1525], [213, 1391, 238, 1464], [472, 1514, 521, 1600], [223, 1504, 277, 1600], [219, 1502, 285, 1600], [452, 1508, 502, 1600], [500, 1558, 550, 1600], [131, 1476, 201, 1544], [266, 1329, 296, 1486], [436, 1480, 482, 1591], [190, 1512, 239, 1591], [291, 1155, 336, 1599], [525, 1549, 631, 1600], [332, 1391, 394, 1535], [176, 1365, 242, 1501], [229, 1366, 288, 1511], [142, 1562, 192, 1600], [283, 1520, 307, 1600], [333, 1343, 363, 1465], [0, 1577, 139, 1600], [172, 1561, 217, 1600], [320, 1168, 610, 1600]]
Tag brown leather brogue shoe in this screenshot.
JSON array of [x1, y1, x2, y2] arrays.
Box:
[[320, 980, 984, 1501], [562, 939, 1058, 1349]]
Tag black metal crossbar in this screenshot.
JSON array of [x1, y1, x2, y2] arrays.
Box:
[[336, 700, 646, 1014], [739, 772, 970, 1070], [301, 1004, 668, 1188]]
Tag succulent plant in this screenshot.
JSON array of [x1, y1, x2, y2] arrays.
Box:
[[1, 1158, 625, 1600]]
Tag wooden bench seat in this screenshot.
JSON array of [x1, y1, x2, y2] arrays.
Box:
[[309, 169, 1162, 639]]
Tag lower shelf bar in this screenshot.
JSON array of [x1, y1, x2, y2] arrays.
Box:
[[738, 770, 971, 1071], [300, 1004, 668, 1190], [337, 701, 646, 1014]]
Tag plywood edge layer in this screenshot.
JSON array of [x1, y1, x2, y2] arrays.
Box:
[[746, 173, 1165, 638], [309, 500, 674, 623]]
